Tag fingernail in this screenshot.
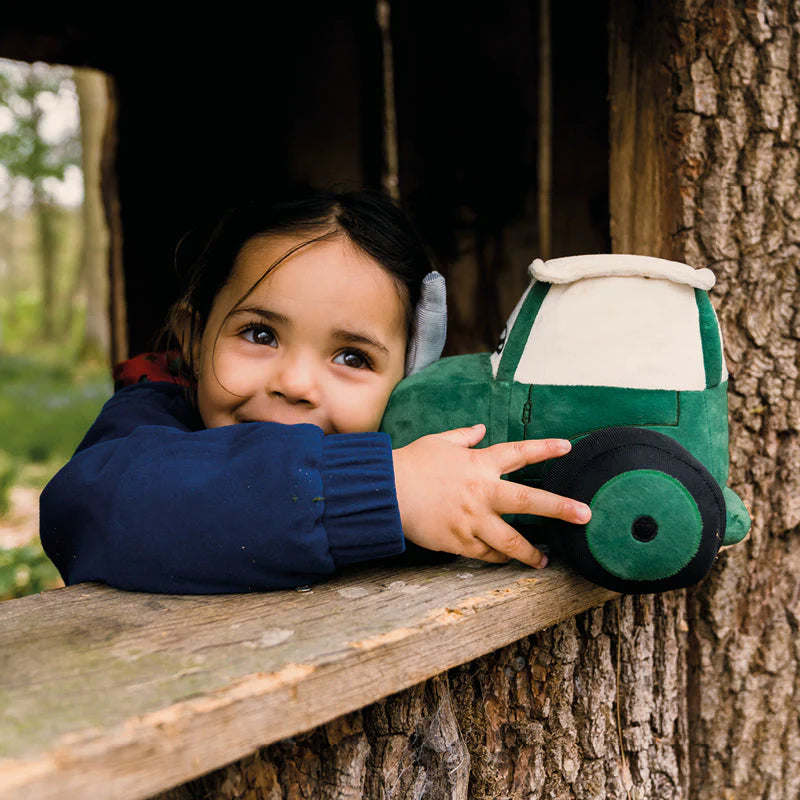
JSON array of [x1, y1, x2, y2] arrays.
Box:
[[554, 439, 571, 454], [471, 423, 485, 430], [575, 504, 592, 523], [537, 554, 549, 569]]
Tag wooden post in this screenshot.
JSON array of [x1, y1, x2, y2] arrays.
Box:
[[73, 67, 111, 362], [537, 0, 552, 260], [100, 77, 128, 365], [377, 0, 400, 201]]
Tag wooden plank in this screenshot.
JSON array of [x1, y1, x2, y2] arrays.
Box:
[[0, 559, 615, 800]]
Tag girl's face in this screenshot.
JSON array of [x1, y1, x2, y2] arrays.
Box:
[[194, 234, 408, 434]]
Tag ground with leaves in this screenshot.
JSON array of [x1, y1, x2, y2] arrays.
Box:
[[0, 352, 110, 600]]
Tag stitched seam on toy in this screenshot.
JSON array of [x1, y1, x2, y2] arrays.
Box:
[[522, 385, 533, 428], [701, 390, 714, 480], [496, 282, 549, 382], [561, 398, 681, 443], [490, 382, 514, 448], [695, 289, 723, 389], [530, 389, 680, 440]]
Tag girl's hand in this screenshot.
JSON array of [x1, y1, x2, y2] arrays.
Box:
[[391, 424, 591, 568]]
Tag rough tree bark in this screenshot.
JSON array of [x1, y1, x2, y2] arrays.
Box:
[[664, 2, 800, 798], [158, 1, 795, 797]]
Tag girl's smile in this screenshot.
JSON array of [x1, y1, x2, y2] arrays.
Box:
[[194, 234, 408, 433]]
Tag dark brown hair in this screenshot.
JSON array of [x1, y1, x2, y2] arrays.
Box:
[[167, 188, 434, 381]]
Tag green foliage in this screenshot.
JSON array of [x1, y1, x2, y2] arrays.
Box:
[[0, 450, 16, 515], [0, 60, 85, 349], [0, 61, 100, 603], [0, 216, 87, 351], [0, 541, 61, 600], [0, 353, 111, 473], [0, 60, 80, 200], [0, 351, 109, 601]]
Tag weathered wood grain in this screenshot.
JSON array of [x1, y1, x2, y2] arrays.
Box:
[[0, 559, 614, 800]]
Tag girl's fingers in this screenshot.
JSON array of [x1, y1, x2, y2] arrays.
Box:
[[476, 520, 549, 568], [491, 480, 591, 524], [485, 438, 573, 475], [466, 544, 511, 564], [435, 423, 487, 449]]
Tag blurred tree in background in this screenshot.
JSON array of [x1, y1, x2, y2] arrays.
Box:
[[0, 61, 80, 339], [0, 58, 113, 599]]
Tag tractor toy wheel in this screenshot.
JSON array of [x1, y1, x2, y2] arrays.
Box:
[[540, 427, 726, 593]]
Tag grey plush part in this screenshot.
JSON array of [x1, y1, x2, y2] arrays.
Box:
[[405, 271, 447, 376]]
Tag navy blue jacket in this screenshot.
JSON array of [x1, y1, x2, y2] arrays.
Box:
[[40, 382, 406, 593]]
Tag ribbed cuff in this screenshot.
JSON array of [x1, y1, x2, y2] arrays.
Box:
[[321, 432, 405, 565]]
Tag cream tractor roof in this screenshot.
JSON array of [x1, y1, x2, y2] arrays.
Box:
[[489, 254, 728, 391]]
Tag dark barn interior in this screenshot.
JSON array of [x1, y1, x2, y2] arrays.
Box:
[[0, 1, 609, 360]]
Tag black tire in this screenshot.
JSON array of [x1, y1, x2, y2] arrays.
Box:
[[539, 427, 726, 594]]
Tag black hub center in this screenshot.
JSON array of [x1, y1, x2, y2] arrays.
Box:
[[631, 515, 658, 542]]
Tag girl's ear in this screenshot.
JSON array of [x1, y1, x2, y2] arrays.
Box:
[[169, 302, 203, 369]]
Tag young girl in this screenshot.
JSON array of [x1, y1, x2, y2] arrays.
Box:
[[40, 189, 590, 594]]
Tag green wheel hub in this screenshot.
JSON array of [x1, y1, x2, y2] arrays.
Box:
[[585, 469, 703, 581]]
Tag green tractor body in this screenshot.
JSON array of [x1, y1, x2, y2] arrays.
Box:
[[381, 255, 750, 593]]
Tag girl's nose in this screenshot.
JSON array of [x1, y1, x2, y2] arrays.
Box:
[[268, 352, 320, 406]]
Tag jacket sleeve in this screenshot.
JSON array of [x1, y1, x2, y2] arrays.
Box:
[[40, 383, 405, 593]]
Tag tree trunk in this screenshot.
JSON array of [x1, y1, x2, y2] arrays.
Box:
[[0, 197, 16, 343], [34, 196, 58, 335], [157, 1, 796, 797], [657, 2, 800, 797]]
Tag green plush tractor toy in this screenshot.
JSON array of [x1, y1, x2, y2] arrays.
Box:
[[382, 254, 751, 594]]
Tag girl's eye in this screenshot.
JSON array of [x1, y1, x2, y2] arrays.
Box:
[[334, 350, 372, 370], [241, 324, 277, 347]]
